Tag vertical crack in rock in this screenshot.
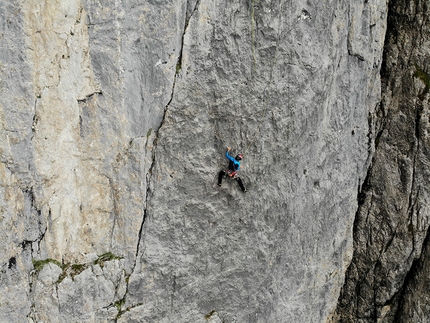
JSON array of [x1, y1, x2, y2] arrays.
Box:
[[185, 0, 201, 29], [108, 174, 120, 251], [393, 225, 430, 322], [21, 187, 46, 257], [24, 187, 48, 322], [333, 0, 430, 322], [128, 0, 202, 300], [406, 106, 422, 254], [31, 98, 38, 141], [133, 140, 155, 267], [165, 0, 200, 114], [136, 0, 202, 250], [122, 3, 203, 315]]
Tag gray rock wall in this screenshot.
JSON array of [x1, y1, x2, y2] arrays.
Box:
[[1, 1, 38, 321], [3, 0, 421, 322], [334, 0, 430, 322], [123, 0, 387, 322]]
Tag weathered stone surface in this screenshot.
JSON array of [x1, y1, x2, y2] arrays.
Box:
[[395, 232, 430, 322], [124, 0, 387, 322], [28, 257, 127, 322], [333, 0, 430, 322], [0, 252, 32, 323], [0, 1, 38, 322], [7, 0, 430, 322], [30, 262, 63, 322]]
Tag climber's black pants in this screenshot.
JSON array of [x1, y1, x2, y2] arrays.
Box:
[[218, 171, 246, 191]]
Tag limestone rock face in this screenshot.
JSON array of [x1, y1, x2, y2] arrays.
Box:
[[123, 0, 387, 322], [0, 0, 427, 322], [334, 0, 430, 322]]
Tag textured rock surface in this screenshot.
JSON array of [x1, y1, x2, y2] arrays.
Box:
[[333, 0, 430, 322], [3, 0, 428, 322], [1, 1, 37, 321], [122, 0, 387, 322]]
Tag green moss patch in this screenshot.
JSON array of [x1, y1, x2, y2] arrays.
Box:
[[414, 66, 430, 96], [176, 61, 182, 74], [71, 263, 87, 277], [32, 258, 62, 273], [56, 263, 70, 284], [114, 298, 125, 312], [34, 252, 122, 284], [93, 252, 122, 268]]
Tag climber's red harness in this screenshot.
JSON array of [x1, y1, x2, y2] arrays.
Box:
[[226, 170, 238, 179]]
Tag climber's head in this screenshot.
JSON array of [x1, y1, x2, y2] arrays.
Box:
[[235, 153, 243, 161]]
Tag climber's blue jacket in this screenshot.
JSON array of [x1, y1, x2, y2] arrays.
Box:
[[226, 151, 240, 171]]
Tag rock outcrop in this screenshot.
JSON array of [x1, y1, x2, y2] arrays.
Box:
[[1, 0, 428, 322], [334, 0, 430, 322]]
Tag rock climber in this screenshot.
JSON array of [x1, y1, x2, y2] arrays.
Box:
[[218, 147, 247, 192]]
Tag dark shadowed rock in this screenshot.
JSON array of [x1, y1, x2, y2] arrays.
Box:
[[333, 0, 430, 322]]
